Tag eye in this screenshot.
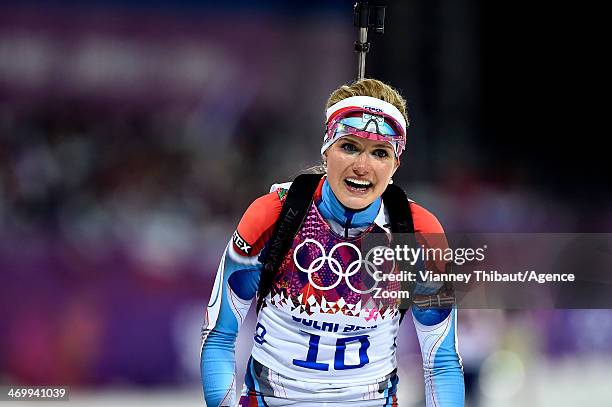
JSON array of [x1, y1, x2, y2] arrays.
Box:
[[340, 142, 359, 153], [373, 149, 390, 158]]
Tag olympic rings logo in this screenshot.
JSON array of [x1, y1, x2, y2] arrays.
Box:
[[293, 239, 395, 294]]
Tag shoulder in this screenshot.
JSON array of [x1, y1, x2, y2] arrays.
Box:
[[407, 199, 449, 276], [232, 184, 289, 257], [376, 189, 445, 234], [409, 201, 445, 234]]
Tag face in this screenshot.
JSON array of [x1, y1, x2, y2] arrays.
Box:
[[324, 135, 399, 210]]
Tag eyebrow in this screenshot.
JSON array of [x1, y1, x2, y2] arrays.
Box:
[[372, 143, 392, 148], [372, 143, 393, 150], [342, 136, 393, 151]]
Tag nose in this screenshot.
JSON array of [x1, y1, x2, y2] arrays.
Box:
[[352, 151, 371, 175]]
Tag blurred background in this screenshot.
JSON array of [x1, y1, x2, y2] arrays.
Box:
[[0, 1, 610, 406]]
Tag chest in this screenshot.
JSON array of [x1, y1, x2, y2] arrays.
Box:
[[268, 202, 401, 321]]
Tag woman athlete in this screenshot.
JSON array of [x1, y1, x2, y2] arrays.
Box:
[[201, 79, 464, 406]]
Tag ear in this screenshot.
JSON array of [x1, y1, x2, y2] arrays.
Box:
[[392, 159, 400, 176]]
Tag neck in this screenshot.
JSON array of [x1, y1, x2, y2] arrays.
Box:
[[317, 179, 380, 229]]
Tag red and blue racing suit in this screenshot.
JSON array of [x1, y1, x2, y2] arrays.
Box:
[[201, 177, 464, 406]]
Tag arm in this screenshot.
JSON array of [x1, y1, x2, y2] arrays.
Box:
[[200, 242, 260, 406], [413, 306, 464, 407], [200, 191, 283, 407], [411, 203, 465, 406]]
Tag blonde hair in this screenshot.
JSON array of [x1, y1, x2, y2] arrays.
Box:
[[326, 78, 408, 124]]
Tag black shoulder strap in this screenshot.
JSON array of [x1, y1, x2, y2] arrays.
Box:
[[256, 173, 324, 313], [381, 183, 417, 323], [381, 183, 415, 234]]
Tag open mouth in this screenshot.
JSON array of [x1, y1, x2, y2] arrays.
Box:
[[344, 178, 373, 193]]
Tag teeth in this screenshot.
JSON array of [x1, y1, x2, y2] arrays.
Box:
[[346, 178, 372, 186]]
